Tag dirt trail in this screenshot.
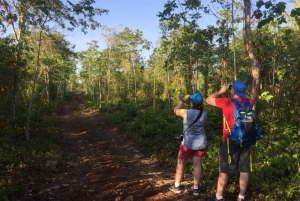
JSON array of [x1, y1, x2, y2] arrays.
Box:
[[13, 94, 212, 201]]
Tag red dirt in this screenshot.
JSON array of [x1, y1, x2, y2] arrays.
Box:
[[11, 94, 214, 201]]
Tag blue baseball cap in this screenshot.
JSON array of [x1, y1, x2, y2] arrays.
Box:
[[232, 80, 246, 97], [189, 92, 203, 104]]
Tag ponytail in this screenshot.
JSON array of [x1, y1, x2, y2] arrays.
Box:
[[192, 103, 203, 110]]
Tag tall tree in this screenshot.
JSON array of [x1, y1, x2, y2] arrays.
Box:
[[244, 0, 261, 107], [116, 27, 150, 102], [40, 32, 76, 104], [101, 25, 120, 103], [158, 0, 221, 95], [250, 0, 289, 106], [0, 0, 108, 140], [78, 40, 103, 104]]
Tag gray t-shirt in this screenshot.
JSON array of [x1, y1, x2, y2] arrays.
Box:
[[182, 109, 207, 150]]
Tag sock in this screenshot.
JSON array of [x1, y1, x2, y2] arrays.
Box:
[[174, 182, 180, 188], [216, 195, 223, 200], [238, 194, 245, 200], [194, 185, 198, 189]]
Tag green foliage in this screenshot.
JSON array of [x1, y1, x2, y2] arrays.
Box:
[[249, 124, 300, 200], [158, 0, 208, 30], [0, 116, 61, 198], [101, 101, 180, 165], [253, 1, 287, 28], [259, 91, 274, 102], [98, 95, 300, 199], [1, 0, 299, 199], [100, 100, 223, 189]]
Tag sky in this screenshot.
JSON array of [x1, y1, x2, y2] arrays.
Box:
[[62, 0, 294, 62], [63, 1, 167, 60], [63, 0, 216, 61]]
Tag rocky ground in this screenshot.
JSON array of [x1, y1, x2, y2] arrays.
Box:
[[10, 94, 217, 201]]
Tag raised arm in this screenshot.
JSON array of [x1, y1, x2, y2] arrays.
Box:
[[174, 94, 190, 118], [206, 84, 231, 106]]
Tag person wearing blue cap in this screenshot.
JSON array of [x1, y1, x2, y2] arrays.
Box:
[[169, 92, 208, 197], [205, 80, 253, 201]]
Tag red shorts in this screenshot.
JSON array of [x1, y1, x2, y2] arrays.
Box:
[[178, 143, 206, 160]]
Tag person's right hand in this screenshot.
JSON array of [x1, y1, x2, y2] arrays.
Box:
[[184, 94, 190, 102], [220, 83, 231, 93]]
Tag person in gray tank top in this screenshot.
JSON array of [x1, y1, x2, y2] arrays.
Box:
[[169, 92, 207, 197]]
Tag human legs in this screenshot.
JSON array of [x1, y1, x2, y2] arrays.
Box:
[[192, 156, 202, 187], [214, 172, 248, 200], [215, 141, 235, 199], [192, 148, 206, 196], [169, 157, 186, 193], [174, 157, 186, 185], [238, 172, 249, 198], [238, 146, 250, 199], [215, 142, 250, 200], [170, 145, 206, 195], [216, 172, 228, 197]]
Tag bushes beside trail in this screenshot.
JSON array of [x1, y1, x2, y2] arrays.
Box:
[[100, 101, 300, 200]]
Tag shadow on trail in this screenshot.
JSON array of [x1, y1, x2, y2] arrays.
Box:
[[11, 94, 212, 201]]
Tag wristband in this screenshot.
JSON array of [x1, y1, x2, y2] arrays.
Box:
[[181, 99, 185, 103]]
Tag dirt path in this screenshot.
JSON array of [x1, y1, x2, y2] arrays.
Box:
[[13, 95, 212, 201]]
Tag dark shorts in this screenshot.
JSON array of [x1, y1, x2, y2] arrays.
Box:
[[219, 141, 250, 174], [178, 143, 206, 160]]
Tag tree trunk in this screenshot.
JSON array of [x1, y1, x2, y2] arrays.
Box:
[[153, 77, 156, 110], [232, 0, 237, 80], [44, 67, 50, 105], [131, 56, 137, 102], [107, 46, 111, 103], [26, 29, 43, 141], [167, 69, 171, 115], [99, 77, 102, 108], [244, 0, 260, 109], [11, 74, 18, 122]]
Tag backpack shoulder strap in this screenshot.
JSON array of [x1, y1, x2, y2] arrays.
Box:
[[231, 98, 238, 104], [231, 98, 251, 107]]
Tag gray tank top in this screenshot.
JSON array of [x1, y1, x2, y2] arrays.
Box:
[[182, 109, 207, 150]]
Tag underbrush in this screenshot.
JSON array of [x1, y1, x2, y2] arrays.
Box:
[[0, 116, 62, 200], [100, 101, 300, 200]]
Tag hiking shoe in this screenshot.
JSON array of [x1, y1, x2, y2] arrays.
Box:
[[169, 185, 182, 194], [193, 188, 200, 196]]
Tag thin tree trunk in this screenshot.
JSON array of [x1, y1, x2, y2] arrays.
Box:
[[244, 0, 260, 109], [60, 73, 64, 101], [6, 0, 23, 122], [232, 0, 237, 80], [25, 29, 43, 141], [36, 92, 44, 128], [203, 57, 208, 98], [131, 56, 137, 102], [99, 77, 102, 108], [153, 77, 156, 110], [56, 79, 61, 106], [167, 69, 171, 115], [44, 68, 50, 105], [11, 74, 17, 122], [107, 46, 111, 103]]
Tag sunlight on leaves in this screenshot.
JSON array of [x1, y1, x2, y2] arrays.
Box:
[[259, 91, 273, 102], [277, 69, 286, 81]]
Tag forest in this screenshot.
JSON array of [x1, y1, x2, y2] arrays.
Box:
[[0, 0, 299, 200]]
